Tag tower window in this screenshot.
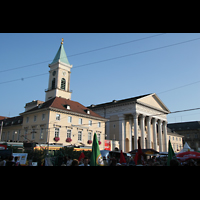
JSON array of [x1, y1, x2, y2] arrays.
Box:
[[52, 78, 56, 89], [61, 78, 66, 90]]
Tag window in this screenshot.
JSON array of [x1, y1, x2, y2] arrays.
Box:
[[78, 131, 82, 141], [17, 130, 21, 141], [52, 78, 56, 89], [34, 115, 37, 122], [42, 114, 45, 120], [68, 116, 72, 123], [79, 118, 82, 125], [89, 120, 92, 126], [26, 117, 29, 123], [7, 131, 10, 140], [32, 129, 35, 139], [24, 129, 28, 139], [2, 132, 5, 141], [97, 133, 101, 141], [12, 131, 15, 141], [55, 128, 60, 137], [56, 114, 60, 121], [67, 129, 71, 138], [173, 137, 174, 140], [88, 132, 92, 140], [61, 78, 66, 90], [40, 128, 44, 139], [67, 105, 70, 110], [98, 122, 101, 127]]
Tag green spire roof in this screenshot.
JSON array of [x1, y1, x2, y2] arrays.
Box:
[[51, 43, 70, 65]]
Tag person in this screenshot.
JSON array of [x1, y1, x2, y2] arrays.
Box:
[[66, 156, 73, 166], [170, 159, 179, 166], [129, 158, 136, 166], [103, 156, 108, 166], [0, 156, 7, 166], [71, 159, 79, 166], [109, 157, 117, 166], [79, 156, 90, 166], [6, 156, 15, 166], [15, 157, 21, 166]]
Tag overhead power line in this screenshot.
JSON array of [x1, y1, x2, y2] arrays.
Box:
[[0, 33, 166, 74], [1, 36, 200, 85]]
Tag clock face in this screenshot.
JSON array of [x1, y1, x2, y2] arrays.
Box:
[[52, 71, 56, 76], [62, 71, 66, 76]]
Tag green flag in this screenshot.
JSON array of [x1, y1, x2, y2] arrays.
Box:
[[90, 133, 104, 166], [167, 140, 176, 166]]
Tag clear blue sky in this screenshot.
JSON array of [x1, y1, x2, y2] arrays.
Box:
[[0, 33, 200, 124]]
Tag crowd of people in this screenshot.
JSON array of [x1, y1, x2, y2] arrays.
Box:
[[0, 156, 21, 166], [1, 154, 200, 166], [52, 155, 200, 166]]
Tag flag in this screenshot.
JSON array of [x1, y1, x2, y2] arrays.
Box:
[[134, 152, 138, 165], [167, 140, 176, 166], [78, 152, 85, 161], [90, 133, 104, 166], [119, 150, 126, 164], [137, 139, 144, 165]]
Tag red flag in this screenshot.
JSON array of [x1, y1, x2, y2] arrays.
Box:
[[119, 150, 126, 164], [134, 152, 138, 165], [137, 139, 144, 165], [78, 152, 85, 161]]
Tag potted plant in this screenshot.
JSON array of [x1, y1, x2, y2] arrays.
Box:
[[54, 137, 60, 142], [87, 140, 92, 144], [66, 138, 72, 143]]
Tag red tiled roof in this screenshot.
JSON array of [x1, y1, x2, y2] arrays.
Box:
[[0, 116, 9, 120], [22, 97, 106, 120]]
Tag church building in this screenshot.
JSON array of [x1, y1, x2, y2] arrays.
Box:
[[88, 93, 175, 152]]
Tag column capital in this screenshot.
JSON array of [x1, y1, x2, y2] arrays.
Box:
[[146, 116, 152, 120], [133, 112, 140, 118], [158, 119, 163, 124], [139, 114, 146, 119], [162, 120, 168, 125]]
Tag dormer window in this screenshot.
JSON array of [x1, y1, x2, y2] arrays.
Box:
[[63, 104, 70, 110], [84, 109, 90, 114]]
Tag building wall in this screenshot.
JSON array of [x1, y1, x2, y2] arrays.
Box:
[[2, 124, 23, 142], [48, 110, 105, 149], [1, 109, 106, 150], [21, 110, 50, 143]]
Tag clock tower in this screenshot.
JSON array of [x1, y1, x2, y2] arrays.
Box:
[[45, 39, 73, 101]]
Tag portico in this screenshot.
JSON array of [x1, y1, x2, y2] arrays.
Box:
[[88, 93, 170, 153]]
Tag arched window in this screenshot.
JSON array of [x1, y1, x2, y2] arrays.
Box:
[[52, 78, 55, 89], [61, 78, 66, 90]]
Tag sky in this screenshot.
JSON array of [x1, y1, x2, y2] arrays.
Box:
[[0, 33, 200, 124]]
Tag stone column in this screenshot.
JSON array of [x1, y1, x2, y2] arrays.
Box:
[[133, 113, 139, 149], [129, 116, 132, 152], [152, 118, 157, 151], [140, 114, 146, 149], [158, 119, 163, 152], [147, 116, 152, 149], [118, 115, 125, 152], [163, 121, 168, 152]]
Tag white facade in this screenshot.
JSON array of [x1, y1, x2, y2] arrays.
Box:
[[89, 93, 171, 152]]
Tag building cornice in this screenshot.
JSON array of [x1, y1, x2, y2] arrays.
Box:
[[49, 107, 108, 122]]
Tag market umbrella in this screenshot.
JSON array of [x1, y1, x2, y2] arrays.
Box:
[[176, 151, 200, 161]]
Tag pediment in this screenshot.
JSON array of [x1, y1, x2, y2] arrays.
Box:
[[137, 93, 170, 113]]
